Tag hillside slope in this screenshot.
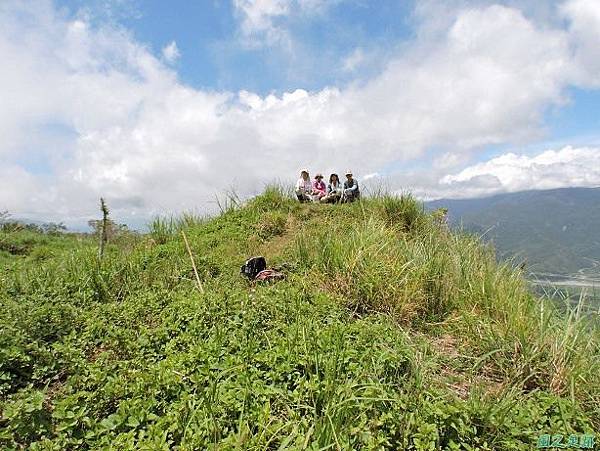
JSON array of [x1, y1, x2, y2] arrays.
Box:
[[1, 188, 599, 450], [427, 187, 600, 276]]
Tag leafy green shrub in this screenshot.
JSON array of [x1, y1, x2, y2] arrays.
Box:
[[0, 388, 52, 445]]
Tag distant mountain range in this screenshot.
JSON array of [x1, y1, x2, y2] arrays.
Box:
[[427, 187, 600, 277]]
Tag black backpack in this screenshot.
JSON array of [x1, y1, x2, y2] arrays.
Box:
[[240, 256, 266, 279]]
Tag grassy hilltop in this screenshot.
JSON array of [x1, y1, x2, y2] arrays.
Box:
[[1, 188, 599, 450]]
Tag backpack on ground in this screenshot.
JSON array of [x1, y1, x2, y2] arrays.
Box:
[[240, 256, 266, 279]]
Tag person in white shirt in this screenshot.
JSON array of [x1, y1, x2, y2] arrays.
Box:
[[295, 169, 312, 202], [320, 173, 343, 203]]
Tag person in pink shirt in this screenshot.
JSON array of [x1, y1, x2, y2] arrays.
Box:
[[311, 173, 327, 201]]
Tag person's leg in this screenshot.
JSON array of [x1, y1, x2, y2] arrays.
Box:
[[296, 190, 310, 202], [325, 194, 337, 204]]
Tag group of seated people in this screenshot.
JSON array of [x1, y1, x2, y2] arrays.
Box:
[[295, 169, 360, 203]]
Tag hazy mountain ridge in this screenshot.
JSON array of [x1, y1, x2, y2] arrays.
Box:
[[427, 187, 600, 276]]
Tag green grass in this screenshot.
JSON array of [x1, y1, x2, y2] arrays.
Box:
[[1, 186, 598, 449]]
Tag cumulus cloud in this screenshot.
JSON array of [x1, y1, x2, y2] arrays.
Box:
[[439, 146, 600, 194], [161, 41, 180, 63], [1, 0, 599, 227], [232, 0, 338, 46], [400, 146, 600, 200], [233, 0, 292, 45], [432, 146, 600, 197], [342, 48, 365, 72], [561, 0, 600, 87]]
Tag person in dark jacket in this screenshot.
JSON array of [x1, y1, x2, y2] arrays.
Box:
[[342, 170, 360, 202]]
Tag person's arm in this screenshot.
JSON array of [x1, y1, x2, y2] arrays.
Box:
[[347, 180, 358, 192]]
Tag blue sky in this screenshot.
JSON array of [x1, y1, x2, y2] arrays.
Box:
[[57, 0, 415, 93], [545, 88, 600, 145], [1, 0, 599, 226]]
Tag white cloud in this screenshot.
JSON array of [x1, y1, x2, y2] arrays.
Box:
[[161, 41, 180, 64], [376, 146, 600, 200], [1, 0, 600, 227], [232, 0, 338, 46], [342, 48, 365, 72], [433, 152, 469, 171], [561, 0, 600, 87], [407, 146, 600, 200], [233, 0, 291, 45], [363, 172, 379, 181]]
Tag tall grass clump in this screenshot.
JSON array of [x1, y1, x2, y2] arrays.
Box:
[[214, 188, 242, 213], [292, 214, 460, 323], [149, 213, 206, 245], [377, 193, 426, 232], [246, 184, 296, 212]]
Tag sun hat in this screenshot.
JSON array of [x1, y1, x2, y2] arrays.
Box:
[[345, 170, 353, 176]]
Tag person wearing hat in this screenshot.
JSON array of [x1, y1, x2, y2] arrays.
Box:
[[311, 173, 327, 201], [342, 170, 360, 203], [320, 173, 343, 203], [295, 169, 312, 202]]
